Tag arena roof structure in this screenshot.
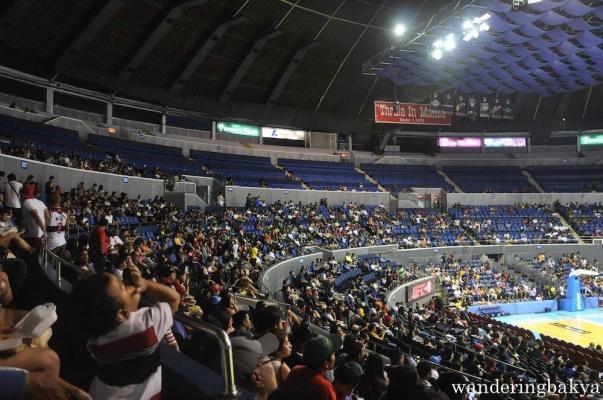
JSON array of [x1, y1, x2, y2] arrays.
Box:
[[0, 0, 602, 126]]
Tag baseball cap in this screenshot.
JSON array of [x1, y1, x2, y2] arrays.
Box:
[[21, 182, 35, 200], [303, 335, 343, 369], [232, 333, 280, 384], [211, 283, 221, 294], [334, 361, 363, 386]]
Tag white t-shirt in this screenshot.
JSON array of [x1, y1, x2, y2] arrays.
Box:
[[87, 303, 173, 400], [4, 181, 22, 209], [22, 198, 47, 238]]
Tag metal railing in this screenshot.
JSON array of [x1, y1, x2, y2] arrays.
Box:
[[173, 312, 238, 398], [39, 246, 239, 399]]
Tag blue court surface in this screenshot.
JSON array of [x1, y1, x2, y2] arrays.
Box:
[[495, 308, 603, 347]]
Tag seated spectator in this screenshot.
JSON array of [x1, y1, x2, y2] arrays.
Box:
[[333, 361, 363, 400], [72, 267, 180, 400], [231, 333, 280, 400], [280, 335, 341, 400], [358, 353, 389, 400], [76, 248, 94, 272], [0, 207, 33, 254], [269, 327, 293, 386], [231, 310, 254, 338]]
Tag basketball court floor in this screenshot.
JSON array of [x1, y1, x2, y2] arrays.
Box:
[[495, 308, 603, 348]]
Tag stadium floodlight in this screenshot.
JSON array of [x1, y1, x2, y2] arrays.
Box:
[[432, 48, 443, 60], [394, 24, 406, 36], [462, 13, 491, 42], [444, 34, 456, 50], [434, 39, 443, 49]]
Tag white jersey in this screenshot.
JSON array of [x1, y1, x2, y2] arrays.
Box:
[[22, 198, 47, 239], [4, 181, 22, 209], [47, 207, 67, 249], [87, 303, 172, 400]]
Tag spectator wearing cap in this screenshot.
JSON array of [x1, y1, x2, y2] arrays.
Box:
[[20, 182, 46, 248], [333, 361, 363, 400], [281, 335, 341, 400], [231, 333, 280, 400]]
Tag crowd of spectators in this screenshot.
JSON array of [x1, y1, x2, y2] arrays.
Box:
[[1, 168, 602, 399], [559, 203, 603, 238]]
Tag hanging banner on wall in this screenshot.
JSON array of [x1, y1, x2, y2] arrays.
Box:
[[491, 97, 503, 119], [479, 96, 490, 118], [503, 98, 514, 120], [467, 96, 478, 120], [443, 93, 454, 116], [455, 94, 467, 117], [374, 101, 452, 125]]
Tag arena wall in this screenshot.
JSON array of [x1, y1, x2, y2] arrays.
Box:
[[0, 154, 165, 199], [225, 185, 390, 208]]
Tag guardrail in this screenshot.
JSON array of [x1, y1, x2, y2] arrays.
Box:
[[39, 246, 239, 399]]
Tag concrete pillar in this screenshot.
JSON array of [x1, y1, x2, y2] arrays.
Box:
[[348, 134, 353, 160], [211, 121, 216, 140], [106, 101, 113, 125], [161, 113, 167, 134], [46, 87, 54, 114]]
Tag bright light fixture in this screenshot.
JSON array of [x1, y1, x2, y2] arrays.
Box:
[[394, 24, 406, 36], [479, 22, 490, 32], [433, 39, 443, 48], [462, 20, 472, 30], [432, 48, 443, 60], [444, 34, 456, 50]]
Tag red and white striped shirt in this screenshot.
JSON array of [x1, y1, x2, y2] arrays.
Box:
[[87, 302, 172, 400]]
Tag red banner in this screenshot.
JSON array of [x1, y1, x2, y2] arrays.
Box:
[[374, 101, 452, 125]]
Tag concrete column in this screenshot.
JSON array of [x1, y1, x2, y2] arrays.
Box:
[[106, 101, 113, 125], [46, 87, 54, 114], [348, 134, 353, 160], [161, 113, 167, 134], [211, 121, 216, 140]]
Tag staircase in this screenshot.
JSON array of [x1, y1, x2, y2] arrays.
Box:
[[436, 167, 463, 193], [554, 212, 584, 244], [521, 169, 545, 193], [274, 162, 310, 189], [356, 166, 388, 192]]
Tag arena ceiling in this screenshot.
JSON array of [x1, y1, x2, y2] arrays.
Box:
[[0, 0, 602, 122]]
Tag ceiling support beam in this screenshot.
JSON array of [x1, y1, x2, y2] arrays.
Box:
[[55, 0, 124, 73], [170, 17, 245, 93], [118, 0, 208, 80], [357, 76, 379, 115], [315, 0, 388, 111], [266, 41, 317, 106], [218, 30, 283, 104]]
